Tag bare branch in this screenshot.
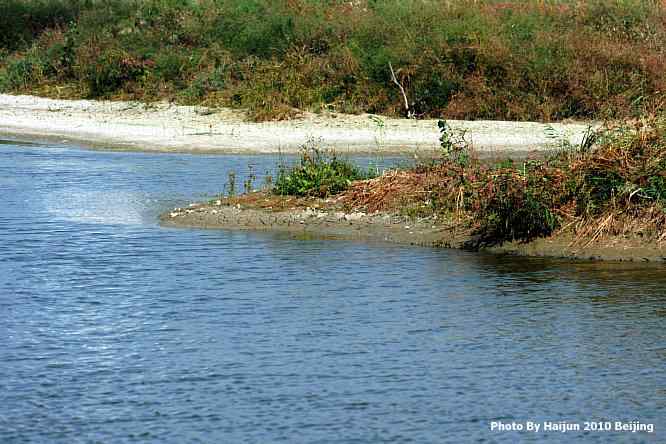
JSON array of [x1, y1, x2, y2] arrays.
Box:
[[388, 62, 414, 118]]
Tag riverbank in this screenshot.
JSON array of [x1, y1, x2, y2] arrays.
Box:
[[2, 1, 664, 124], [161, 193, 665, 262], [162, 114, 666, 263], [0, 94, 594, 155]]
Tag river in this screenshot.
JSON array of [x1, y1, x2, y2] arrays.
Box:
[[1, 139, 664, 443]]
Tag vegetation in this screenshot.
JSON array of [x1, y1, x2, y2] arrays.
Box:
[[1, 0, 665, 121], [275, 145, 370, 197], [341, 116, 666, 245]]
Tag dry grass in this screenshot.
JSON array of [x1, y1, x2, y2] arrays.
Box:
[[215, 191, 325, 212], [340, 117, 666, 245]]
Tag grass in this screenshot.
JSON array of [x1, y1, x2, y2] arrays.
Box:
[[1, 0, 664, 121]]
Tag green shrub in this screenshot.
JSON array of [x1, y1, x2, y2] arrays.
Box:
[[475, 170, 559, 243], [646, 175, 666, 201], [0, 0, 86, 51], [81, 47, 146, 97], [275, 145, 368, 197], [3, 57, 40, 89], [153, 51, 186, 82], [343, 115, 666, 245], [0, 69, 8, 91]]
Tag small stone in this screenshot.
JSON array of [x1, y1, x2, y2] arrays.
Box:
[[344, 212, 365, 222]]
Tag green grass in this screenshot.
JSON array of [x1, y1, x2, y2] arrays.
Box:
[[1, 0, 665, 121]]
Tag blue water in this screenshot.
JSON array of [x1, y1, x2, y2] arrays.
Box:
[[1, 139, 664, 443]]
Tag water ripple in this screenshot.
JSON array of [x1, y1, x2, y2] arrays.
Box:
[[0, 143, 664, 443]]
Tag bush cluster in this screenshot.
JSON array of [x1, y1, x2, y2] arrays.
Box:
[[0, 0, 664, 121], [275, 146, 369, 198], [444, 117, 666, 243]]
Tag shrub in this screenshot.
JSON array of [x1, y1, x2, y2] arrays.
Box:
[[0, 0, 84, 51], [2, 0, 665, 121], [342, 115, 666, 245], [3, 57, 41, 89], [474, 169, 560, 243], [80, 47, 148, 97], [275, 145, 368, 197]]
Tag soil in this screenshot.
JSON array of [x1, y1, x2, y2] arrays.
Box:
[[161, 194, 665, 263], [160, 197, 471, 248]]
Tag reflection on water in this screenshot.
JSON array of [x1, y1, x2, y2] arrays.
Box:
[[0, 142, 664, 443]]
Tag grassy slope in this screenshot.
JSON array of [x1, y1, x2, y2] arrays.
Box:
[[1, 0, 664, 121]]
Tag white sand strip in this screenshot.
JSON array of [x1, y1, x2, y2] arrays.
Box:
[[0, 94, 595, 154]]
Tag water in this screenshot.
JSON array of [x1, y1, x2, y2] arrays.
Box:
[[1, 139, 664, 443]]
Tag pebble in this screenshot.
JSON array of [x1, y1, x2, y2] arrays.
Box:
[[344, 212, 365, 221]]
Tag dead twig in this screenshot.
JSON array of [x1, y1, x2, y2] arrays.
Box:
[[388, 62, 414, 119]]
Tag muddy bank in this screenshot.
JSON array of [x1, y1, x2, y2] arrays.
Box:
[[161, 200, 665, 262], [160, 201, 469, 248], [0, 94, 595, 155]]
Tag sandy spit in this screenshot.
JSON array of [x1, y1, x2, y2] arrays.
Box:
[[0, 94, 595, 154], [160, 202, 470, 248], [162, 203, 665, 263]]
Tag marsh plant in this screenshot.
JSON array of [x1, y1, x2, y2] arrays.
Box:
[[262, 171, 273, 190], [369, 115, 386, 147], [544, 124, 598, 154], [275, 144, 371, 198], [243, 164, 256, 194]]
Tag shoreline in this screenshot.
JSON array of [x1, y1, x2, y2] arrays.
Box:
[[161, 199, 665, 263], [2, 93, 661, 262], [0, 94, 595, 155]]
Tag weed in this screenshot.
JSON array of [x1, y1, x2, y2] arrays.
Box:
[[80, 47, 148, 98], [3, 57, 39, 89], [243, 165, 256, 194], [262, 172, 273, 190], [226, 171, 236, 197], [369, 115, 386, 147], [438, 120, 470, 166]]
